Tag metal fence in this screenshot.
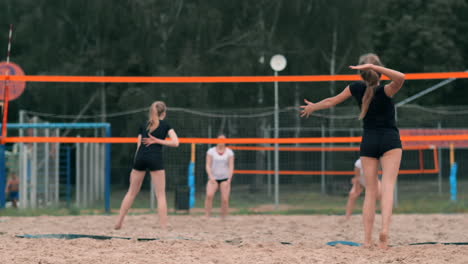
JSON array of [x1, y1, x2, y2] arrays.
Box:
[[12, 105, 468, 211]]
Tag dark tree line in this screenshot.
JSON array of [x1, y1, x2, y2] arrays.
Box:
[[1, 0, 467, 185]]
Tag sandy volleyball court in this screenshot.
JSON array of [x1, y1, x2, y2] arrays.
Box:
[[0, 214, 467, 264]]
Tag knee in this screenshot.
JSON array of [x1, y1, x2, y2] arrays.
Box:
[[206, 194, 214, 201], [127, 189, 139, 197], [349, 191, 359, 199], [221, 197, 229, 204], [156, 192, 166, 200], [365, 188, 378, 197]]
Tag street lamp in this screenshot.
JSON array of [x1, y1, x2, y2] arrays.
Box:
[[269, 54, 287, 209]]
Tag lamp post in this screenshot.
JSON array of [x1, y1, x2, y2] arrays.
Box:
[[269, 54, 287, 209]]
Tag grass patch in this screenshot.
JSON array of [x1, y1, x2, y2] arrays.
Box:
[[2, 181, 467, 216]]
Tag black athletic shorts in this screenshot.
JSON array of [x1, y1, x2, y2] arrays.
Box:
[[360, 128, 402, 158], [133, 153, 164, 171], [216, 178, 229, 184]]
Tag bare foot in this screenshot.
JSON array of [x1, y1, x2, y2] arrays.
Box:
[[338, 216, 350, 224], [362, 242, 374, 249], [114, 222, 122, 230], [379, 232, 389, 250]]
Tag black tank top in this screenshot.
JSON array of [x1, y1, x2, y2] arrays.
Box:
[[137, 120, 172, 156], [349, 81, 397, 130]]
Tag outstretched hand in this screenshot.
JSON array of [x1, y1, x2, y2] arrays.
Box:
[[349, 63, 374, 71], [142, 134, 161, 146], [300, 99, 315, 118]]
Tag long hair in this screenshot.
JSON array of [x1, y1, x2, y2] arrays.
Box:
[[147, 101, 167, 133], [358, 53, 383, 120]]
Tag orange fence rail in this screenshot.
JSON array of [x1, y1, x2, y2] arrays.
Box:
[[230, 145, 434, 151], [2, 136, 441, 176], [2, 72, 468, 83], [234, 169, 438, 176], [232, 146, 439, 176]]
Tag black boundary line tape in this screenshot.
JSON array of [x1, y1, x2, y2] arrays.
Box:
[[328, 241, 468, 247], [16, 234, 196, 241]]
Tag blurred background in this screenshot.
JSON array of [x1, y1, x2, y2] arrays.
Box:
[[1, 0, 467, 214]]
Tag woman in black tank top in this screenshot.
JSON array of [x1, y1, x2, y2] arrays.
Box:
[[300, 53, 405, 249], [115, 101, 179, 230]]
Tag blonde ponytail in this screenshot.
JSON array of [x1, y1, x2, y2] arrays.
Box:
[[357, 53, 383, 120], [147, 101, 166, 133]]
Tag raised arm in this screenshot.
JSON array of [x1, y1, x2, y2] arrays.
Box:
[[350, 64, 405, 97], [161, 129, 180, 147], [300, 86, 352, 118]]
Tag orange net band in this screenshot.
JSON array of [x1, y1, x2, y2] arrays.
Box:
[[2, 135, 468, 144], [2, 72, 468, 83]]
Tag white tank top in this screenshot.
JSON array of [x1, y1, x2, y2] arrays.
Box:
[[207, 147, 234, 180]]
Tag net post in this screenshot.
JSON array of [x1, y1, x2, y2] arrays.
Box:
[[449, 143, 457, 202], [188, 143, 196, 209]]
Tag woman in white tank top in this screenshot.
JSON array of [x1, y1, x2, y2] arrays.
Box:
[[345, 158, 382, 221], [205, 134, 235, 219]]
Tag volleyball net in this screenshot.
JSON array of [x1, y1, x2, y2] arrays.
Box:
[[1, 72, 468, 212]]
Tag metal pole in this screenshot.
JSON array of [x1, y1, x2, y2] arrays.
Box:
[[44, 127, 49, 204], [100, 143, 105, 200], [274, 71, 279, 210], [105, 126, 112, 213], [90, 141, 95, 204], [19, 110, 26, 208], [93, 142, 98, 203], [32, 125, 37, 208], [264, 126, 271, 197], [76, 142, 81, 207], [66, 146, 71, 206], [55, 129, 60, 206], [321, 124, 326, 194], [437, 122, 442, 195], [83, 143, 88, 207]]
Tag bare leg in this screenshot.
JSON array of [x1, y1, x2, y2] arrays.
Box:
[[377, 180, 382, 201], [12, 199, 18, 208], [361, 157, 379, 248], [378, 148, 402, 249], [205, 180, 218, 217], [151, 170, 168, 229], [219, 181, 231, 220], [114, 170, 146, 229], [345, 184, 363, 220]]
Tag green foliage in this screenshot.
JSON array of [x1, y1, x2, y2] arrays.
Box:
[[1, 0, 467, 184]]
